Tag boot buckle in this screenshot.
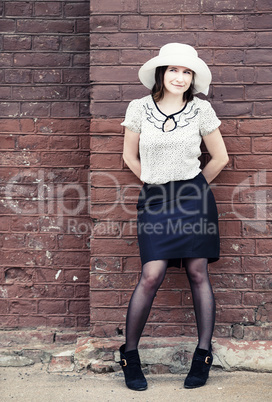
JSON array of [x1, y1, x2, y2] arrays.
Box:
[[121, 358, 127, 367], [205, 356, 211, 364]]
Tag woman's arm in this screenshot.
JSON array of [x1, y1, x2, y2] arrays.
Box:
[[201, 127, 229, 184], [122, 127, 142, 180]]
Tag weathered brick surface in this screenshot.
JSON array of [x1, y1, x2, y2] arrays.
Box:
[[90, 1, 272, 339], [0, 1, 90, 330]]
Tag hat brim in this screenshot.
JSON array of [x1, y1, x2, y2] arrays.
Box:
[[138, 55, 212, 95]]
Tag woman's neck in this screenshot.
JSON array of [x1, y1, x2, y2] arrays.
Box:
[[156, 92, 186, 116]]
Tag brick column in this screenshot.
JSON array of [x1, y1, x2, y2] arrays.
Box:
[[90, 0, 272, 340], [0, 1, 90, 330]]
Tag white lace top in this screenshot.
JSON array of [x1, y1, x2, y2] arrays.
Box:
[[121, 95, 221, 184]]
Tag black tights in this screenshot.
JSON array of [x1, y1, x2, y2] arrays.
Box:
[[125, 258, 215, 352]]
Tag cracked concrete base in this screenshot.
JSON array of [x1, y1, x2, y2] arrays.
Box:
[[0, 335, 272, 373]]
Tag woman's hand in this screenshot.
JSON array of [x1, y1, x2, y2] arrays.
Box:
[[123, 127, 142, 180], [201, 128, 229, 184]]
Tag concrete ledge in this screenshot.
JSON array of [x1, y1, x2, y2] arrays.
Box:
[[1, 334, 272, 373]]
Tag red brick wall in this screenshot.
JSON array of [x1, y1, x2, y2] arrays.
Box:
[[90, 1, 272, 340], [0, 1, 90, 330]]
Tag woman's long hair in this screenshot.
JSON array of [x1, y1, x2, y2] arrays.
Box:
[[151, 66, 195, 103]]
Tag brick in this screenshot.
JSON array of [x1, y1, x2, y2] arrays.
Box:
[[0, 135, 16, 149], [68, 299, 90, 315], [91, 0, 137, 13], [90, 49, 119, 65], [64, 2, 90, 17], [211, 274, 253, 289], [21, 103, 51, 117], [0, 300, 8, 314], [122, 85, 150, 101], [212, 101, 252, 117], [252, 137, 272, 153], [0, 86, 11, 99], [91, 118, 122, 134], [91, 238, 138, 256], [51, 102, 79, 117], [256, 239, 272, 255], [63, 69, 89, 84], [246, 49, 272, 65], [90, 15, 119, 32], [13, 85, 67, 100], [246, 14, 272, 29], [90, 257, 122, 272], [254, 275, 272, 290], [47, 316, 76, 328], [246, 85, 271, 100], [184, 14, 213, 30], [214, 50, 245, 65], [120, 15, 149, 30], [38, 300, 66, 314], [91, 135, 123, 152], [121, 49, 152, 65], [254, 102, 272, 117], [92, 85, 120, 101], [5, 2, 33, 16], [256, 0, 272, 10], [201, 0, 255, 12], [214, 291, 243, 305], [40, 151, 89, 166], [90, 154, 122, 169], [138, 33, 196, 48], [73, 53, 90, 66], [215, 14, 245, 30], [0, 20, 16, 33], [33, 35, 60, 51], [140, 0, 200, 12], [34, 2, 62, 16], [74, 285, 89, 298], [5, 69, 32, 83], [238, 119, 272, 134], [14, 53, 71, 67], [213, 86, 244, 101], [10, 300, 37, 314], [150, 15, 182, 30], [16, 19, 75, 34], [256, 32, 272, 47], [76, 19, 89, 34], [243, 257, 271, 273], [219, 220, 241, 237], [3, 35, 32, 51], [199, 32, 255, 47], [37, 118, 90, 134], [91, 33, 137, 48], [256, 67, 272, 83], [62, 36, 89, 51], [216, 308, 255, 324], [0, 102, 20, 117], [220, 238, 255, 256], [236, 155, 272, 170]]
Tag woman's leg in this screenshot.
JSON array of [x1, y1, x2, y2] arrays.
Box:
[[183, 257, 215, 350], [183, 257, 215, 388], [125, 259, 168, 352]]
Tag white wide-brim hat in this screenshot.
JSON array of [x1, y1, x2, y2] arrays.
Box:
[[138, 43, 212, 95]]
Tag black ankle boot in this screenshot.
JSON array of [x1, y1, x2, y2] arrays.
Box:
[[119, 344, 147, 391], [184, 346, 213, 388]]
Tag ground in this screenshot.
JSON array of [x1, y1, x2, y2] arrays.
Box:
[[1, 364, 272, 402]]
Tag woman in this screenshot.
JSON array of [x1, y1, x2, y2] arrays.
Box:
[[119, 43, 229, 391]]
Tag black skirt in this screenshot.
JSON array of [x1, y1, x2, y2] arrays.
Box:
[[136, 172, 220, 268]]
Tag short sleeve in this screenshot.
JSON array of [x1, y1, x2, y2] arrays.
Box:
[[121, 99, 141, 133], [199, 100, 221, 137]]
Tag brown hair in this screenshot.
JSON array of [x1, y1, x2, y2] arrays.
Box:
[[151, 66, 195, 103]]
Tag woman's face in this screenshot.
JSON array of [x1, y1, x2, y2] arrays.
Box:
[[163, 66, 193, 97]]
